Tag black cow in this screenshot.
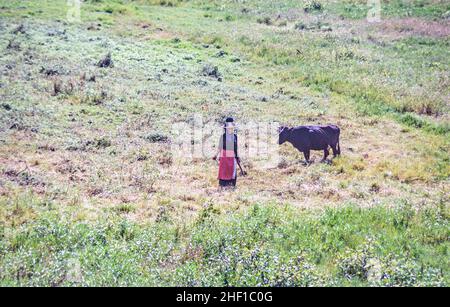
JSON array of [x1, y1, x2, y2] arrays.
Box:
[[278, 125, 341, 163]]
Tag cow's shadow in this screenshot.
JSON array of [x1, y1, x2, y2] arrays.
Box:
[[296, 158, 333, 166]]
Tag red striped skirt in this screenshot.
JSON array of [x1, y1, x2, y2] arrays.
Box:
[[218, 149, 236, 180]]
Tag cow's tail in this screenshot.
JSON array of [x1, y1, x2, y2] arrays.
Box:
[[336, 129, 341, 155]]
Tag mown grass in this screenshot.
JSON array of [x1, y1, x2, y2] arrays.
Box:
[[1, 0, 448, 130], [137, 1, 449, 133], [0, 0, 448, 197], [0, 202, 448, 286]]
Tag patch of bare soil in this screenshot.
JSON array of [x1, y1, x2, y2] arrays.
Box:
[[376, 18, 450, 38], [1, 162, 46, 194], [147, 28, 176, 40]]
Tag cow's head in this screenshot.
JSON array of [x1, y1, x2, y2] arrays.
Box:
[[278, 126, 290, 145]]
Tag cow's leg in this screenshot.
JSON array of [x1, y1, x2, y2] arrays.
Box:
[[303, 150, 310, 165], [331, 144, 338, 157], [322, 148, 329, 162]]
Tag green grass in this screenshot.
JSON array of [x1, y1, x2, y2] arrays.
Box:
[[0, 202, 448, 286], [0, 0, 449, 287], [1, 1, 449, 126], [398, 113, 449, 135], [137, 2, 450, 133], [189, 0, 450, 19]]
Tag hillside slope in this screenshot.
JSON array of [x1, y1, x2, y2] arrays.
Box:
[[0, 0, 448, 286]]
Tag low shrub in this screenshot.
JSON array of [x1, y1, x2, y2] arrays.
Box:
[[0, 203, 447, 286]]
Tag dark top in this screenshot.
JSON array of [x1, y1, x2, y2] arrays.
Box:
[[219, 133, 238, 158]]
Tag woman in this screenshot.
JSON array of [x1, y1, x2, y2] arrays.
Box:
[[213, 117, 241, 189]]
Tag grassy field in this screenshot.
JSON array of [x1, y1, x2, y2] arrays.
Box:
[[0, 0, 449, 286]]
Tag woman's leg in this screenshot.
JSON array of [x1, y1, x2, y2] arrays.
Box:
[[219, 179, 236, 190], [232, 178, 237, 187], [219, 179, 227, 187]]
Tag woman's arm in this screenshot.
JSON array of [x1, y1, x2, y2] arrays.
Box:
[[212, 149, 220, 161], [234, 134, 239, 162]]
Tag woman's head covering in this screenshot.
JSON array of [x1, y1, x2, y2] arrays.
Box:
[[223, 117, 235, 128]]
